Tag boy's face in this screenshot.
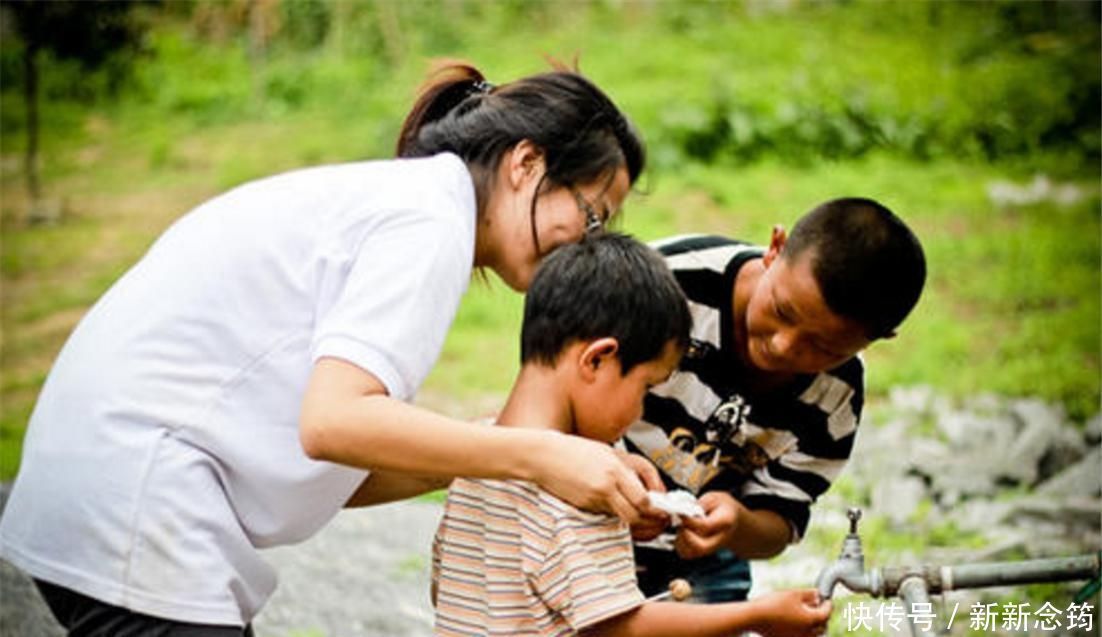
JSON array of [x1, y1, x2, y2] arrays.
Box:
[[744, 246, 871, 374], [574, 339, 682, 444]]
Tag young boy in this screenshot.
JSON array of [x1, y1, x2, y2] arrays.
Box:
[[623, 197, 927, 602], [430, 233, 832, 636]]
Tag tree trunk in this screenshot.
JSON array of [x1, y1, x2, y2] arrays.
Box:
[[23, 41, 40, 205], [376, 0, 403, 67]]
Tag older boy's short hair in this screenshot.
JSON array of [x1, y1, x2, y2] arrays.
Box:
[[521, 233, 691, 374], [783, 197, 926, 339]]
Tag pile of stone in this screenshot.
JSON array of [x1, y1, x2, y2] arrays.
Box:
[[754, 386, 1100, 635], [862, 386, 1100, 561]]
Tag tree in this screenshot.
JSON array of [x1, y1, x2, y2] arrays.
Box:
[[3, 0, 149, 220]]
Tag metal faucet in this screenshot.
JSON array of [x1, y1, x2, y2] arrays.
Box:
[[816, 507, 883, 599], [814, 506, 1100, 637]]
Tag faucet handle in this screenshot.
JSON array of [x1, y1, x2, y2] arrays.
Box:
[[847, 507, 862, 534]]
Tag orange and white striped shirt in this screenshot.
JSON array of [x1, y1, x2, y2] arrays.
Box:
[[432, 478, 644, 636]]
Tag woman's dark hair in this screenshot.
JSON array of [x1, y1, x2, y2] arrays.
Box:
[[397, 60, 645, 247], [782, 197, 927, 339], [521, 233, 691, 375]]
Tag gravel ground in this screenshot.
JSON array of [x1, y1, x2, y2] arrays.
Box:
[[0, 481, 444, 637], [254, 501, 442, 637]]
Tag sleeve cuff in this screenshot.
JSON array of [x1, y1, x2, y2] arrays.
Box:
[[739, 494, 810, 543], [313, 335, 410, 401]]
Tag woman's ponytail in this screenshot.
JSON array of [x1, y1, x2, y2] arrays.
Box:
[[396, 61, 492, 157], [395, 59, 645, 209]]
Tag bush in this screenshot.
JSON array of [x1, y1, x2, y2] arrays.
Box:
[[649, 1, 1099, 167]]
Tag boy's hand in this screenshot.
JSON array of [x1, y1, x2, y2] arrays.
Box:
[[673, 491, 738, 559], [630, 507, 671, 542], [749, 589, 832, 637]]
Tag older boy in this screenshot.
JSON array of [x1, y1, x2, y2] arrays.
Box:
[[625, 197, 926, 602], [431, 233, 832, 636]]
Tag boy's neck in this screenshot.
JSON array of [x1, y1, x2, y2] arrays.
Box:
[[496, 364, 574, 435]]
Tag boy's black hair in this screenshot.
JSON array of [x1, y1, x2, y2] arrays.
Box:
[[521, 233, 691, 374], [782, 197, 926, 339]]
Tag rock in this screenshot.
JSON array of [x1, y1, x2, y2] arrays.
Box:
[[256, 501, 442, 637], [951, 499, 1016, 535], [999, 400, 1068, 485], [0, 484, 65, 637], [935, 409, 1017, 456], [1037, 423, 1089, 483], [1008, 398, 1066, 432], [1035, 448, 1102, 498], [888, 385, 936, 416], [962, 392, 1004, 418], [871, 476, 928, 526], [903, 437, 952, 475], [1085, 413, 1101, 445], [0, 559, 64, 637], [1005, 496, 1101, 556]]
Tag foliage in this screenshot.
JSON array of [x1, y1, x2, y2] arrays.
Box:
[[645, 1, 1100, 167], [1, 0, 152, 78], [1, 0, 155, 202], [0, 0, 1098, 482]]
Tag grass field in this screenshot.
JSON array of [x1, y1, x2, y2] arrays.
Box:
[[1, 1, 1099, 480]]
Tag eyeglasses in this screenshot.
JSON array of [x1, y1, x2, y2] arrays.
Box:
[[572, 189, 606, 235]]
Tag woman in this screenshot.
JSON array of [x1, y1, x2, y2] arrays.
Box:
[[0, 61, 650, 635]]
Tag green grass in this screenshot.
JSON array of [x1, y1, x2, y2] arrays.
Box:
[[1, 2, 1098, 481], [425, 154, 1100, 419]]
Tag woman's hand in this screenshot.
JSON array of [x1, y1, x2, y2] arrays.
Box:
[[749, 589, 832, 637], [532, 434, 649, 524], [674, 490, 738, 559], [614, 450, 671, 541]]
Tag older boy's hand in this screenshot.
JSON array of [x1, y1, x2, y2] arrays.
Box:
[[673, 491, 738, 559]]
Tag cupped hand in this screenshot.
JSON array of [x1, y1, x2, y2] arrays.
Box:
[[533, 434, 648, 524], [751, 589, 832, 637], [674, 490, 738, 559], [630, 507, 671, 541]]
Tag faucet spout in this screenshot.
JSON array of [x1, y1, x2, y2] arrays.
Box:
[[816, 561, 850, 599], [817, 563, 884, 599]]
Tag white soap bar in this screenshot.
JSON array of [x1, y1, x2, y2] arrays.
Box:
[[647, 490, 705, 518]]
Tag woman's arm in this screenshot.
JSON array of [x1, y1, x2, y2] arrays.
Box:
[[300, 357, 648, 522], [344, 472, 452, 508]]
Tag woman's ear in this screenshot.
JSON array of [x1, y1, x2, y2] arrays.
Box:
[[505, 139, 547, 190], [577, 337, 620, 382]]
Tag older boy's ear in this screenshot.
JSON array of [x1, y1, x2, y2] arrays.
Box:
[[578, 337, 620, 380], [763, 224, 787, 268]]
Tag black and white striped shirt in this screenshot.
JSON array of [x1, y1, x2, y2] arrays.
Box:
[[625, 235, 864, 541]]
